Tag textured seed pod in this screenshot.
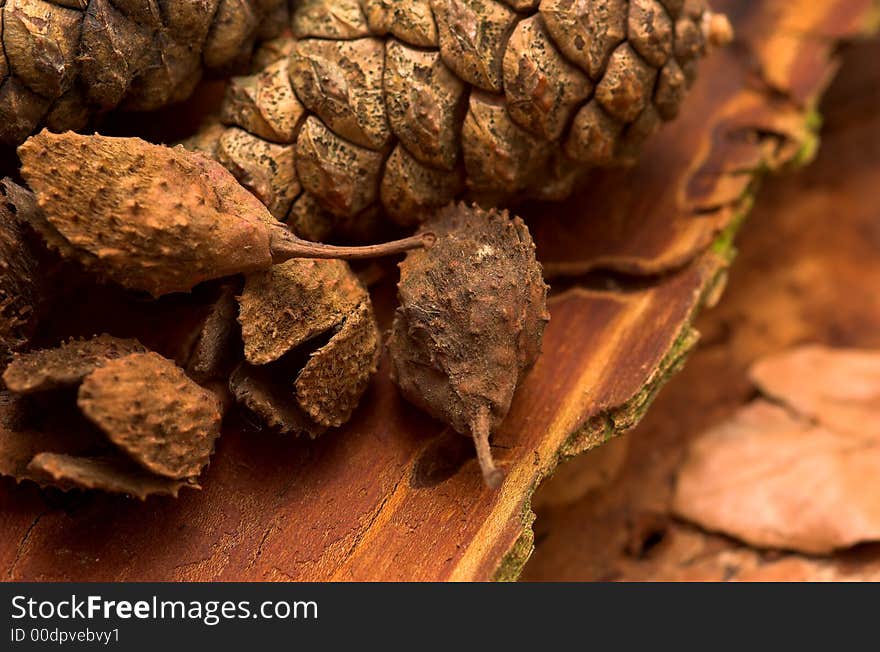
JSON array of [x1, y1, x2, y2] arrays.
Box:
[[0, 384, 193, 498], [17, 131, 431, 297], [233, 257, 380, 433], [3, 334, 146, 394], [201, 0, 731, 229], [0, 0, 293, 146], [389, 203, 549, 487], [77, 351, 223, 479], [0, 341, 208, 497]]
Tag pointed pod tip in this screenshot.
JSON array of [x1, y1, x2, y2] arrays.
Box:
[[483, 466, 505, 490]]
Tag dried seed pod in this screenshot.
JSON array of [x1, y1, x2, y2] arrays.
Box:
[[0, 389, 104, 485], [230, 362, 326, 438], [0, 181, 44, 361], [27, 453, 191, 499], [238, 258, 367, 365], [78, 352, 223, 479], [295, 301, 380, 427], [1, 336, 220, 496], [3, 334, 146, 394], [0, 0, 293, 146], [197, 1, 731, 227], [17, 131, 433, 297], [389, 203, 549, 488], [233, 258, 380, 433]]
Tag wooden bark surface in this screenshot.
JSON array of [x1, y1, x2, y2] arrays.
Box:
[[524, 39, 880, 581], [1, 0, 875, 582]]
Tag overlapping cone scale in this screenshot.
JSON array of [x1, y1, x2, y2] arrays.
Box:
[[199, 0, 731, 231]]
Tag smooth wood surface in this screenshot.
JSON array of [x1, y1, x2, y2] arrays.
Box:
[[1, 0, 875, 581]]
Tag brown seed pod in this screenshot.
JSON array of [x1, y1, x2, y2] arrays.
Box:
[[27, 453, 191, 500], [198, 0, 732, 229], [0, 180, 44, 361], [0, 389, 104, 485], [389, 203, 549, 488], [17, 131, 434, 297], [3, 334, 146, 394], [233, 258, 380, 433], [229, 362, 327, 438], [78, 352, 223, 479], [0, 0, 293, 146]]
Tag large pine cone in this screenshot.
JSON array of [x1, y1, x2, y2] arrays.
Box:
[[195, 0, 731, 230], [0, 0, 293, 146]]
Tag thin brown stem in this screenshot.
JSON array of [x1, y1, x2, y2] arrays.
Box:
[[472, 407, 504, 489], [269, 227, 435, 263]]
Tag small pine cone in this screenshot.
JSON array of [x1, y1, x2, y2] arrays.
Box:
[[199, 0, 730, 230], [0, 0, 294, 146]]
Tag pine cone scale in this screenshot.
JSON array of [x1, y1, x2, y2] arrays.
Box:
[[203, 0, 728, 229]]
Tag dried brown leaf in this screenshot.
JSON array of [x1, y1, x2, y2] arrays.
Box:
[[750, 346, 880, 437], [673, 400, 880, 555]]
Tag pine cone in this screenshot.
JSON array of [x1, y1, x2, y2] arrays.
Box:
[[197, 0, 731, 228], [0, 0, 294, 146]]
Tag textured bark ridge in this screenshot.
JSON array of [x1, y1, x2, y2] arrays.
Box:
[[193, 0, 731, 231], [0, 0, 295, 146]]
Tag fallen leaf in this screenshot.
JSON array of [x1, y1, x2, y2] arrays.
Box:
[[750, 345, 880, 436], [673, 347, 880, 554]]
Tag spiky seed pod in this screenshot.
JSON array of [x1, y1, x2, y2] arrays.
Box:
[[3, 334, 146, 394], [233, 257, 380, 434], [202, 0, 731, 230], [77, 352, 223, 479], [0, 0, 293, 146], [17, 131, 432, 297], [389, 203, 549, 488]]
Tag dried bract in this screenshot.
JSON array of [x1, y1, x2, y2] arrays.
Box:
[[28, 453, 191, 500], [234, 258, 380, 433], [3, 334, 146, 394], [389, 203, 549, 487], [18, 131, 432, 297], [0, 181, 44, 361], [78, 352, 223, 479]]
